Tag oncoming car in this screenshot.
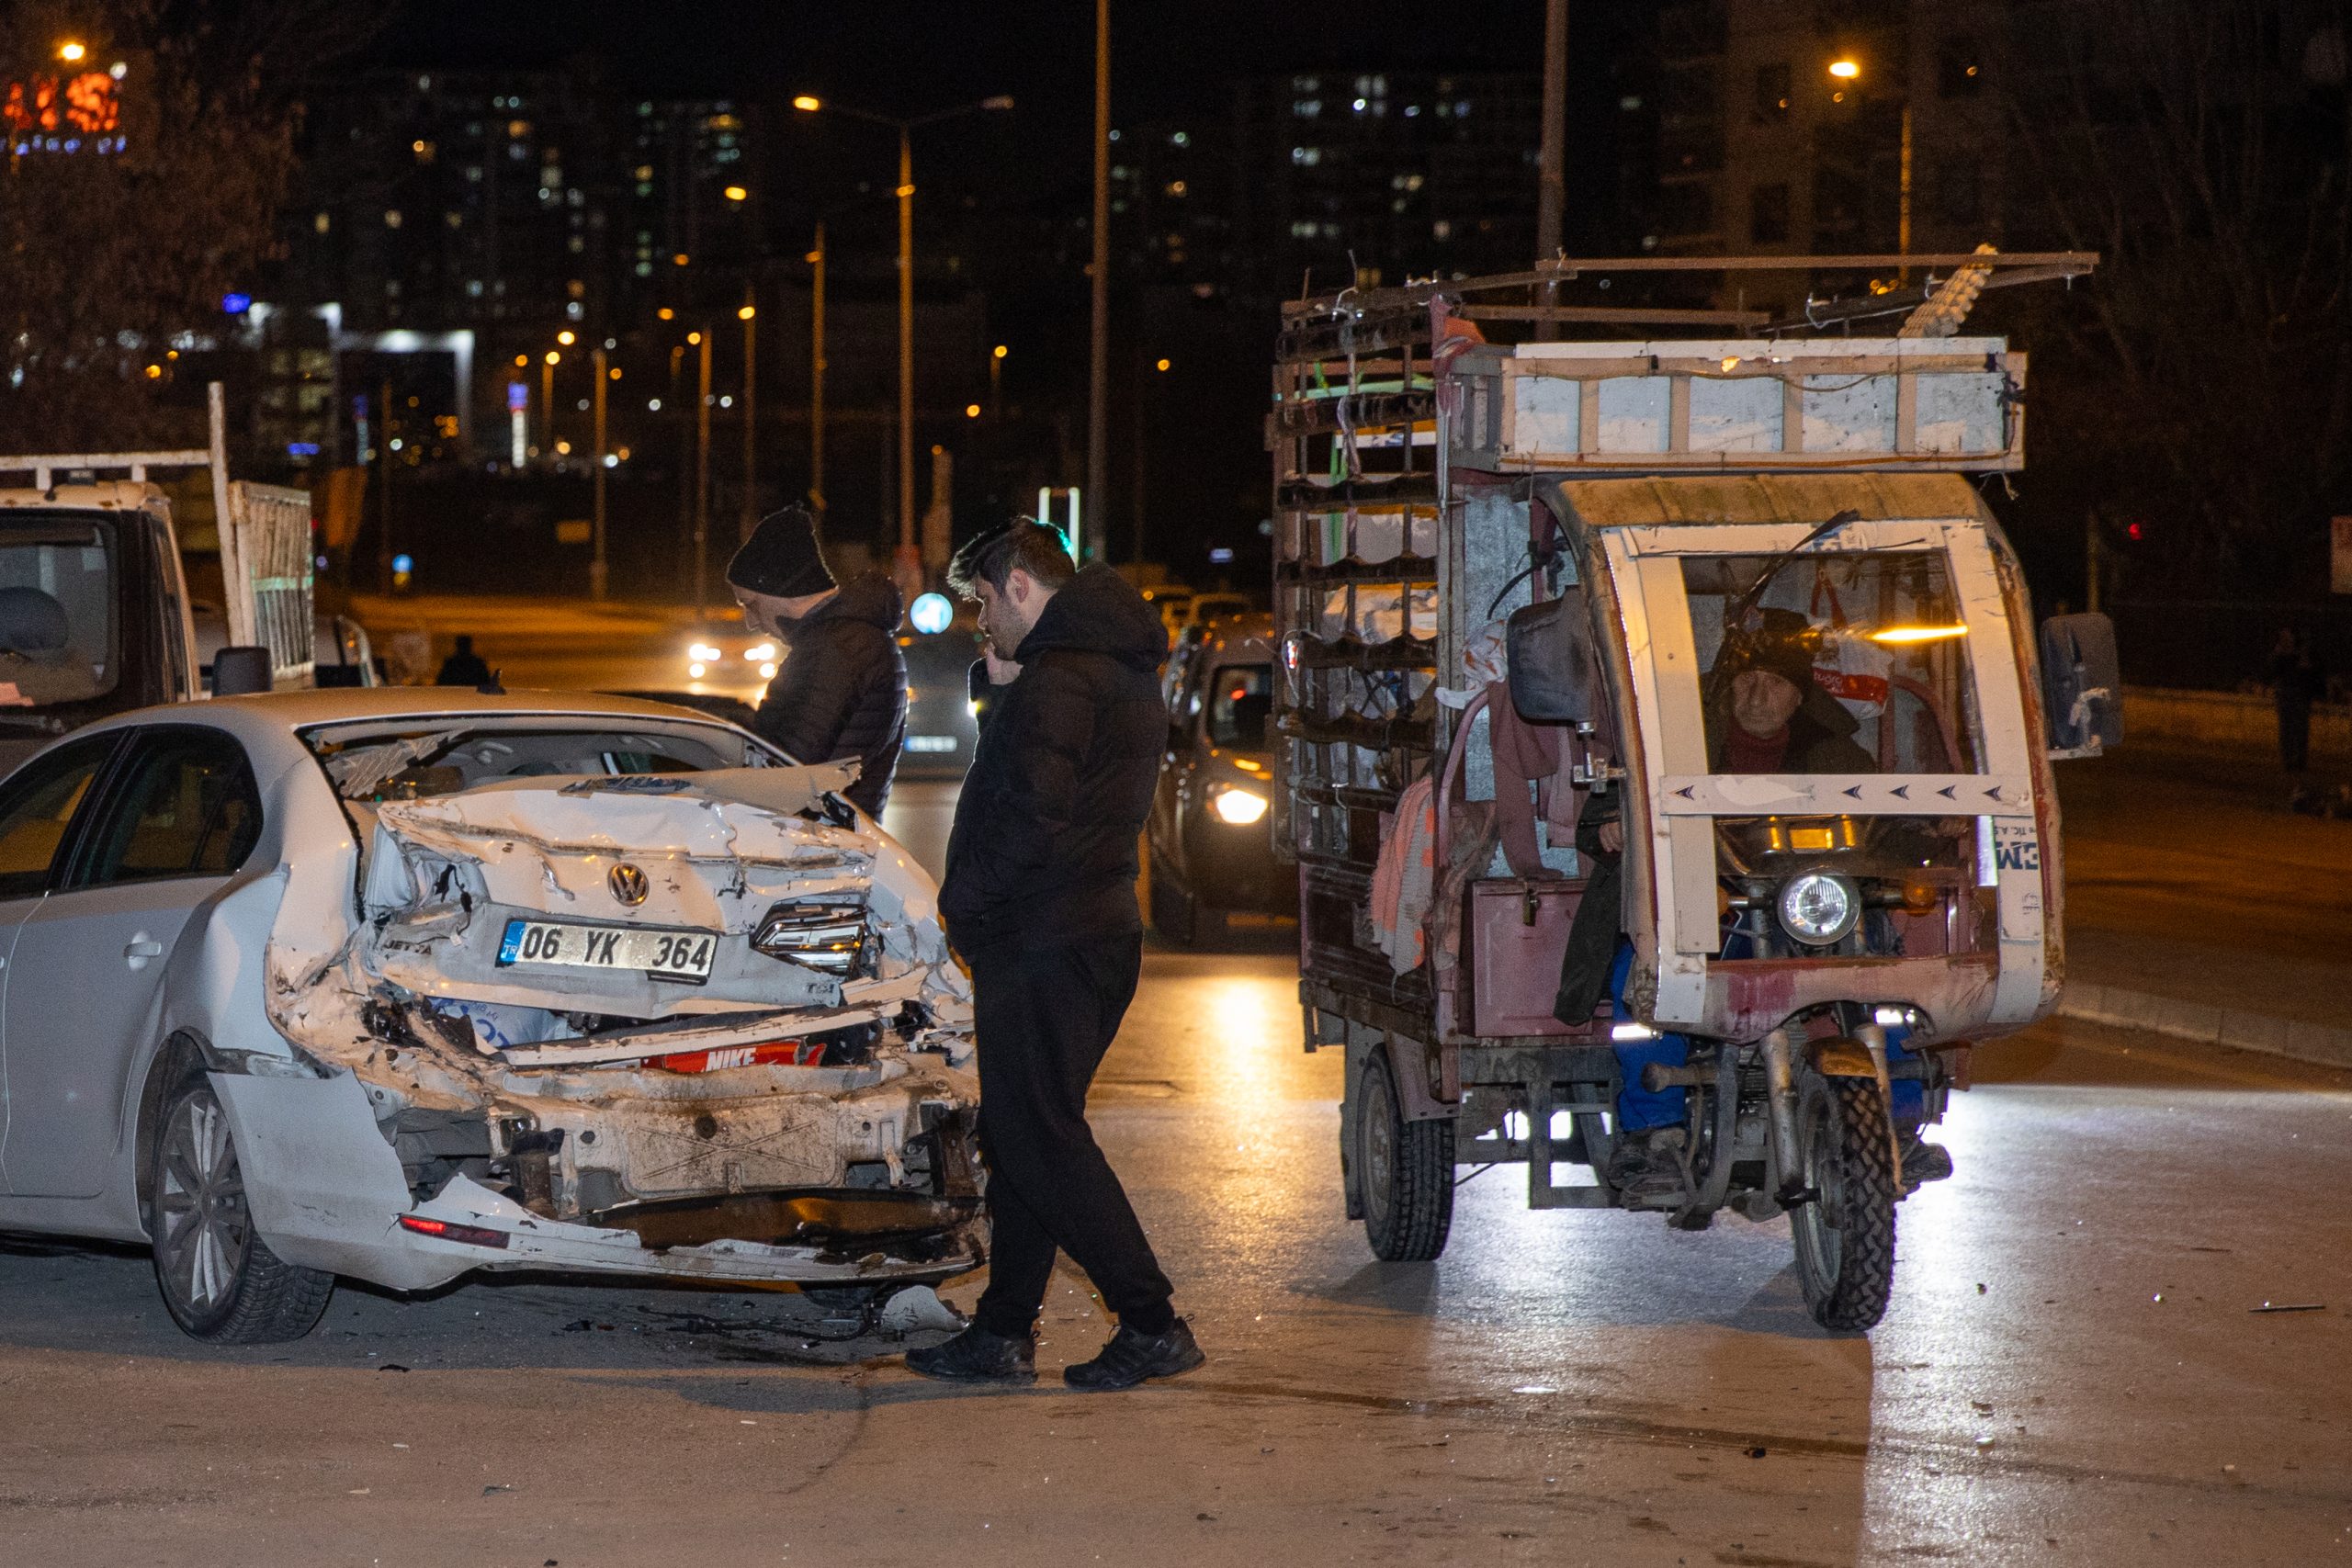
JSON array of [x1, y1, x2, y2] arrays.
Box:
[[0, 689, 979, 1342], [1148, 615, 1287, 943], [679, 613, 780, 702]]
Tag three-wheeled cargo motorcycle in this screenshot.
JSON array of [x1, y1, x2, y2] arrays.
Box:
[[1269, 254, 2120, 1330]]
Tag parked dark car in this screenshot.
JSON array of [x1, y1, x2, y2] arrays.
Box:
[[897, 602, 984, 780], [1147, 614, 1288, 943]]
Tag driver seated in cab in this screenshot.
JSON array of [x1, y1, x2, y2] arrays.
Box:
[[1706, 607, 1875, 775], [1575, 608, 1879, 1203]]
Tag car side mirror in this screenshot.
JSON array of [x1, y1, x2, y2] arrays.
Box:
[[211, 645, 274, 697], [2039, 613, 2122, 757], [1505, 588, 1597, 723]]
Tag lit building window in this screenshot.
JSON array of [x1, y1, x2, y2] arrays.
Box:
[[383, 209, 401, 228], [312, 211, 330, 233], [1432, 220, 1453, 240]]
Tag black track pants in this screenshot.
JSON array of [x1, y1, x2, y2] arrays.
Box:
[[968, 932, 1174, 1338]]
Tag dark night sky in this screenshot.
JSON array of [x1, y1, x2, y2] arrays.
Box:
[[368, 2, 1554, 206]]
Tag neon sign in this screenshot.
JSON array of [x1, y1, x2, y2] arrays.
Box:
[[4, 73, 126, 153]]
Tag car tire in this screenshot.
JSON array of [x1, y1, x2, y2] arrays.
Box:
[[1789, 1074, 1898, 1333], [149, 1077, 334, 1343], [1355, 1049, 1453, 1262]]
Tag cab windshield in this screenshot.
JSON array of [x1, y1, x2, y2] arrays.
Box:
[[0, 515, 119, 709], [1680, 550, 1983, 775]]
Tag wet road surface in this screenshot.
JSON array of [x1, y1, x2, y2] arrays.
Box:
[[2, 669, 2346, 1562], [2, 863, 2346, 1563]]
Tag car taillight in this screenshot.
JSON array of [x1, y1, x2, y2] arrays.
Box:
[[652, 1039, 823, 1073], [752, 899, 870, 976], [397, 1214, 510, 1248]]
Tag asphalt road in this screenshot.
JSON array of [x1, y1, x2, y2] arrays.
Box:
[[4, 619, 2346, 1564]]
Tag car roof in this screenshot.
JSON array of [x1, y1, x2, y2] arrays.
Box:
[[70, 687, 747, 748]]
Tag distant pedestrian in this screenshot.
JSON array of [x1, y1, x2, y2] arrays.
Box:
[[434, 634, 491, 687], [908, 521, 1203, 1391], [727, 504, 907, 817], [2269, 628, 2322, 772]]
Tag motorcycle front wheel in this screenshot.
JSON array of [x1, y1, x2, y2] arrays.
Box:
[[1789, 1073, 1897, 1332]]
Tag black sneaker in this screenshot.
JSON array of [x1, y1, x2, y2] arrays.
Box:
[[1898, 1137, 1955, 1190], [1063, 1317, 1206, 1392], [904, 1323, 1036, 1384]]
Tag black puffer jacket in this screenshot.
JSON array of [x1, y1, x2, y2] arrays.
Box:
[[940, 565, 1169, 957], [752, 573, 906, 817]]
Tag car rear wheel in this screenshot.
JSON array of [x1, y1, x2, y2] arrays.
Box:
[[1789, 1074, 1897, 1332], [1355, 1049, 1453, 1262], [150, 1078, 334, 1343]]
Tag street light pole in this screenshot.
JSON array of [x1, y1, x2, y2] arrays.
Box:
[[694, 330, 712, 615], [1088, 0, 1110, 562], [808, 221, 827, 528], [1534, 0, 1569, 338], [897, 124, 917, 593], [591, 346, 609, 602], [741, 285, 759, 544]]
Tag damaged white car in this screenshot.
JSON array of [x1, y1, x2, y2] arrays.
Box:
[[0, 690, 981, 1342]]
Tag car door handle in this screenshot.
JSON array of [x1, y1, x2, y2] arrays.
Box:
[[124, 934, 164, 969]]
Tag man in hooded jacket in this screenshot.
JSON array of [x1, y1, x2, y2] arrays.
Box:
[[726, 505, 907, 818], [907, 520, 1204, 1393]]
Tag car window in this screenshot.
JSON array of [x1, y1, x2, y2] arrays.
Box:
[[0, 735, 118, 898], [1206, 664, 1274, 750], [74, 728, 263, 888]]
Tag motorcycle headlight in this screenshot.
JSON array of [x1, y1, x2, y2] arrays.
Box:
[[1211, 786, 1269, 826], [1776, 872, 1860, 947], [752, 899, 870, 976]]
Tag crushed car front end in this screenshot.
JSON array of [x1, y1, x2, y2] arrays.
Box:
[[226, 707, 983, 1294]]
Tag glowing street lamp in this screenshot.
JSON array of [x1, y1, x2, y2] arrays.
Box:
[[1826, 56, 1912, 277], [57, 40, 86, 62]]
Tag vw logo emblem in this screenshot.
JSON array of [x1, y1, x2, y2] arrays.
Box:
[[608, 863, 650, 907]]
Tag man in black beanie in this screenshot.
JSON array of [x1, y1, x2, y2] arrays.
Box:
[[727, 505, 907, 817]]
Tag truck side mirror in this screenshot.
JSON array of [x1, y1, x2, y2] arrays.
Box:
[[2039, 613, 2122, 756], [211, 645, 274, 697], [1505, 589, 1597, 723]]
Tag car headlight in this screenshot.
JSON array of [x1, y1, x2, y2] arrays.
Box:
[[689, 642, 722, 662], [744, 642, 777, 662], [1210, 786, 1269, 826], [1776, 872, 1860, 947], [752, 899, 871, 976]]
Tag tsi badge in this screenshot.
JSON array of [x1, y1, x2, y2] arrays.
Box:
[[608, 862, 650, 907]]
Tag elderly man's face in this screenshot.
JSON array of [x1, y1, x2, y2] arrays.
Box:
[[1731, 669, 1805, 738]]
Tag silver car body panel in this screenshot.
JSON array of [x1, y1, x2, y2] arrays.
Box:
[[0, 690, 980, 1289]]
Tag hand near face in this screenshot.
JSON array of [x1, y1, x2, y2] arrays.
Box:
[[983, 643, 1023, 685]]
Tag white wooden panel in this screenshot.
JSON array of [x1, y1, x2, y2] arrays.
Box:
[[1688, 376, 1783, 451], [1597, 377, 1671, 452], [1511, 373, 1581, 453], [1915, 371, 2004, 454], [1800, 374, 1899, 452]]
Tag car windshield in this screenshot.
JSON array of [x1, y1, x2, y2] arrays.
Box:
[[1206, 664, 1274, 750], [0, 515, 119, 709], [1679, 550, 1983, 775]]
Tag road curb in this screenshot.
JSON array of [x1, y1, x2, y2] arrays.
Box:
[[2058, 982, 2352, 1073]]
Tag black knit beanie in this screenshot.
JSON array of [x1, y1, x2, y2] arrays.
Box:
[[1730, 606, 1819, 690], [726, 505, 835, 599]]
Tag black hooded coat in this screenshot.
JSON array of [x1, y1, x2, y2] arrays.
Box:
[[752, 573, 907, 818], [940, 565, 1170, 957]]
